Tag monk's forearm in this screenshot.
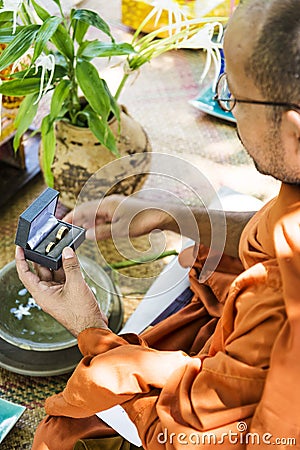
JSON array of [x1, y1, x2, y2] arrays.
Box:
[[162, 205, 255, 258], [95, 196, 256, 258]]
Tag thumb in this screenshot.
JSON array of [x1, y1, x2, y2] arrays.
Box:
[[62, 247, 82, 283]]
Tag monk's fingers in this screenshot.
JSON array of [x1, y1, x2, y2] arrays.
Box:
[[52, 266, 66, 283], [15, 246, 42, 293], [34, 262, 54, 282], [62, 210, 74, 224], [34, 261, 65, 284], [64, 208, 90, 226]]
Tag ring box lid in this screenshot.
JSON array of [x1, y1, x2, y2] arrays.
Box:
[[15, 188, 60, 249]]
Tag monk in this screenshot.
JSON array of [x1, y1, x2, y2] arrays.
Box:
[[15, 0, 300, 448]]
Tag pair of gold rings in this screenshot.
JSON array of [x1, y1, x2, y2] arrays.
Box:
[[45, 226, 69, 254]]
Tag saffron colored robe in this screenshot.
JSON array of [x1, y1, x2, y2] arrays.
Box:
[[32, 183, 300, 450]]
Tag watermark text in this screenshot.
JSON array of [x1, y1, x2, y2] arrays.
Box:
[[157, 423, 297, 446]]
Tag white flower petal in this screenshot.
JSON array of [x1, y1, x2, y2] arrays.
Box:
[[177, 22, 224, 86], [33, 54, 55, 104], [145, 0, 187, 35], [18, 288, 28, 296], [18, 305, 31, 316]]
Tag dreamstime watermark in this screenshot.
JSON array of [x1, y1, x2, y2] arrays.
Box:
[[157, 422, 297, 446], [74, 153, 227, 297]]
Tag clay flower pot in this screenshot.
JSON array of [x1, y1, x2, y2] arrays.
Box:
[[40, 105, 152, 208]]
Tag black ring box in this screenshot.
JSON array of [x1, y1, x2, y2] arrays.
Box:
[[15, 188, 85, 270]]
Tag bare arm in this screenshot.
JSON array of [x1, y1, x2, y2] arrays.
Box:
[[64, 195, 257, 258], [163, 205, 255, 258]]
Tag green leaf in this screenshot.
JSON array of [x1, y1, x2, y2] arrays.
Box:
[[13, 93, 39, 151], [0, 78, 41, 95], [32, 16, 62, 64], [75, 60, 110, 120], [30, 0, 50, 21], [0, 11, 13, 22], [51, 24, 74, 60], [78, 41, 136, 59], [56, 105, 68, 120], [71, 9, 113, 42], [74, 19, 89, 45], [50, 79, 70, 120], [0, 26, 24, 43], [0, 25, 39, 71], [20, 2, 32, 26], [31, 1, 73, 59], [102, 79, 120, 123], [41, 114, 55, 187], [81, 108, 119, 157]]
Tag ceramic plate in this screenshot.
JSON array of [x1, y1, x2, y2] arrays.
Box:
[[189, 87, 236, 123], [0, 337, 83, 376], [0, 257, 115, 352], [0, 398, 26, 444], [0, 290, 122, 376]]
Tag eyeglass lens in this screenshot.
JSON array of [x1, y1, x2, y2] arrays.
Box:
[[217, 74, 234, 112]]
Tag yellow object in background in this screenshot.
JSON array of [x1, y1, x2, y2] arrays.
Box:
[[0, 43, 25, 145], [122, 0, 239, 34]]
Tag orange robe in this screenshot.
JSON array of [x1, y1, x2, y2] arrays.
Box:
[[32, 183, 300, 449]]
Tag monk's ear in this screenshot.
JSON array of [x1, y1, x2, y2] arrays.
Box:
[[281, 110, 300, 153]]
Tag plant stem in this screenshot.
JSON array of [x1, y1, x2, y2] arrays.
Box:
[[109, 249, 179, 270], [67, 61, 80, 124], [55, 0, 67, 27], [114, 72, 129, 101]]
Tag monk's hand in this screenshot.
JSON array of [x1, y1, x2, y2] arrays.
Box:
[[63, 196, 124, 240], [63, 194, 171, 241], [15, 246, 108, 337], [274, 210, 300, 329]]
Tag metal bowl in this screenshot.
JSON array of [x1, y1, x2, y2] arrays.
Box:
[[0, 256, 114, 352]]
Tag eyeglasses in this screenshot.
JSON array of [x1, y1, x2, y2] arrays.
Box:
[[213, 73, 300, 113]]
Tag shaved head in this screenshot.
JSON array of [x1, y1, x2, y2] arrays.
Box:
[[223, 0, 300, 184], [239, 0, 300, 108]]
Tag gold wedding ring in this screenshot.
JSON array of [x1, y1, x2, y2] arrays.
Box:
[[45, 226, 69, 255], [55, 225, 69, 242], [45, 241, 56, 254]]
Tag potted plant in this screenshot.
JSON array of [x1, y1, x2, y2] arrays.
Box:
[[0, 0, 227, 207]]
